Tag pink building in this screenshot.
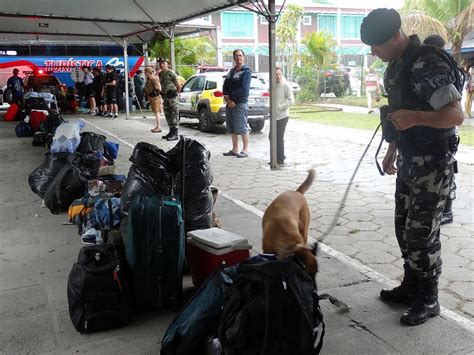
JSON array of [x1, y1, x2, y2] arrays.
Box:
[[202, 1, 375, 72]]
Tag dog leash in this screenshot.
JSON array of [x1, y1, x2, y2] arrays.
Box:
[[318, 123, 382, 244]]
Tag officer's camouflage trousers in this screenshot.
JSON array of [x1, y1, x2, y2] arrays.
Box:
[[394, 153, 454, 281], [163, 97, 180, 129]]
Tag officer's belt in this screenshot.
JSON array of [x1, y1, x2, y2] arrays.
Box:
[[398, 136, 452, 158]]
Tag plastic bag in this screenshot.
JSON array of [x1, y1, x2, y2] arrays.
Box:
[[28, 152, 71, 198], [51, 121, 85, 153], [121, 165, 161, 214], [129, 142, 171, 184], [168, 137, 213, 233]]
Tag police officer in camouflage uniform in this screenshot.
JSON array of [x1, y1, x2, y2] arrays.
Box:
[[158, 58, 182, 141], [360, 8, 464, 326]]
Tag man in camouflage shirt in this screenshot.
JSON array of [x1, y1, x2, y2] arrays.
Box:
[[158, 58, 182, 141], [361, 8, 464, 326]]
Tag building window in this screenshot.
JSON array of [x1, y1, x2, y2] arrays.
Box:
[[201, 15, 211, 23], [341, 15, 364, 38], [260, 15, 268, 25], [303, 15, 312, 26], [317, 14, 337, 37], [222, 11, 255, 38]]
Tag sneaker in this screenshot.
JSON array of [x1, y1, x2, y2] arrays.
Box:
[[113, 114, 118, 118], [237, 151, 248, 158], [95, 112, 102, 117], [223, 150, 239, 157], [89, 111, 96, 116], [106, 113, 113, 118]]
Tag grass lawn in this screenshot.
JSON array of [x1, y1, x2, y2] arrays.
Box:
[[317, 95, 389, 108], [290, 106, 474, 147]]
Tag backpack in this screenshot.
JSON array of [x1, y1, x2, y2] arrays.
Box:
[[15, 121, 33, 137], [67, 244, 132, 332], [77, 131, 106, 154], [218, 257, 325, 355]]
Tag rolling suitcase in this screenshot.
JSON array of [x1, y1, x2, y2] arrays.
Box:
[[5, 103, 20, 121], [126, 195, 185, 309]]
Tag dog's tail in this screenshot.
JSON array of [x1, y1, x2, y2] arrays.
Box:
[[296, 168, 316, 195]]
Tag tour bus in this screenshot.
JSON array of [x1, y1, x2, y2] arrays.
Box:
[[0, 44, 145, 104]]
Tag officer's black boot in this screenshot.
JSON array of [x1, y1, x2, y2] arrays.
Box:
[[162, 131, 171, 140], [441, 198, 453, 225], [380, 266, 417, 304], [400, 279, 440, 326], [166, 127, 179, 141]]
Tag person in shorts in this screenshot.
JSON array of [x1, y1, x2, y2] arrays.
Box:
[[104, 64, 118, 118], [92, 67, 105, 116], [82, 65, 96, 115], [222, 49, 252, 158]]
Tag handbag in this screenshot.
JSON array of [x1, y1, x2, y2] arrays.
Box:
[[149, 90, 160, 98]]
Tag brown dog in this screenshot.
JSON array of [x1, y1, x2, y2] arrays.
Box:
[[262, 169, 317, 275]]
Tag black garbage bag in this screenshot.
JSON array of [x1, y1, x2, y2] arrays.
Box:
[[43, 153, 91, 214], [28, 152, 71, 198], [130, 142, 171, 185], [121, 164, 167, 214], [168, 137, 213, 233]]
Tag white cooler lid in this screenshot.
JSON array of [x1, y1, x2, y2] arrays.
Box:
[[187, 227, 249, 249]]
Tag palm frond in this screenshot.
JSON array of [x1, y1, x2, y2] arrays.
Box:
[[401, 11, 448, 41]]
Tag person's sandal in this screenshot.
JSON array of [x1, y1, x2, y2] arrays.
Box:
[[151, 128, 162, 133], [223, 150, 239, 157]]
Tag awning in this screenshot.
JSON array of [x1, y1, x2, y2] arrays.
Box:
[[335, 46, 370, 55], [222, 44, 370, 56], [222, 45, 269, 56], [0, 0, 244, 43]]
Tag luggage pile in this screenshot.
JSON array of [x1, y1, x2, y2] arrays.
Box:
[[24, 124, 325, 353], [7, 92, 65, 145]]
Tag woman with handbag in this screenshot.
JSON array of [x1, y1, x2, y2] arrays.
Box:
[[465, 65, 474, 118], [144, 67, 163, 133], [364, 67, 380, 114]]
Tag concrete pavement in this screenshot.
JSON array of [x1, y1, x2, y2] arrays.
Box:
[[81, 112, 474, 322], [0, 109, 473, 353]]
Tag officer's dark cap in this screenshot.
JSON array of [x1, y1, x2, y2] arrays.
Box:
[[360, 8, 401, 46]]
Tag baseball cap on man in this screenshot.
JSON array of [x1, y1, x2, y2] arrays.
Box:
[[360, 8, 401, 46], [158, 57, 169, 63]]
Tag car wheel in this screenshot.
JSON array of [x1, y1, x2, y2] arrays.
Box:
[[249, 120, 264, 132], [3, 88, 12, 104], [198, 107, 215, 132]]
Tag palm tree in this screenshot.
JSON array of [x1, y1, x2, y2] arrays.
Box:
[[149, 36, 217, 79], [300, 31, 336, 68], [401, 0, 474, 63]]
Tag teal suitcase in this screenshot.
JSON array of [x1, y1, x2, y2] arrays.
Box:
[[126, 195, 185, 309]]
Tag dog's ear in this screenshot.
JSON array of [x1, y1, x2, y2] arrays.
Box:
[[291, 244, 318, 275], [290, 243, 313, 253]]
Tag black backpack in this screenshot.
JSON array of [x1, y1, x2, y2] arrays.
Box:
[[77, 131, 106, 154], [67, 244, 132, 333], [218, 257, 325, 355]]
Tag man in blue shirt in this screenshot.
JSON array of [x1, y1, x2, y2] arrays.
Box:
[[7, 68, 25, 104], [222, 49, 252, 158]]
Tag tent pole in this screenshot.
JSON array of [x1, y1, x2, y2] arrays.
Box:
[[170, 25, 176, 71], [124, 38, 130, 120], [269, 0, 277, 169]]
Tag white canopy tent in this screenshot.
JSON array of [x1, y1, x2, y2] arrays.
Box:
[[0, 0, 245, 119], [0, 0, 281, 168]]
